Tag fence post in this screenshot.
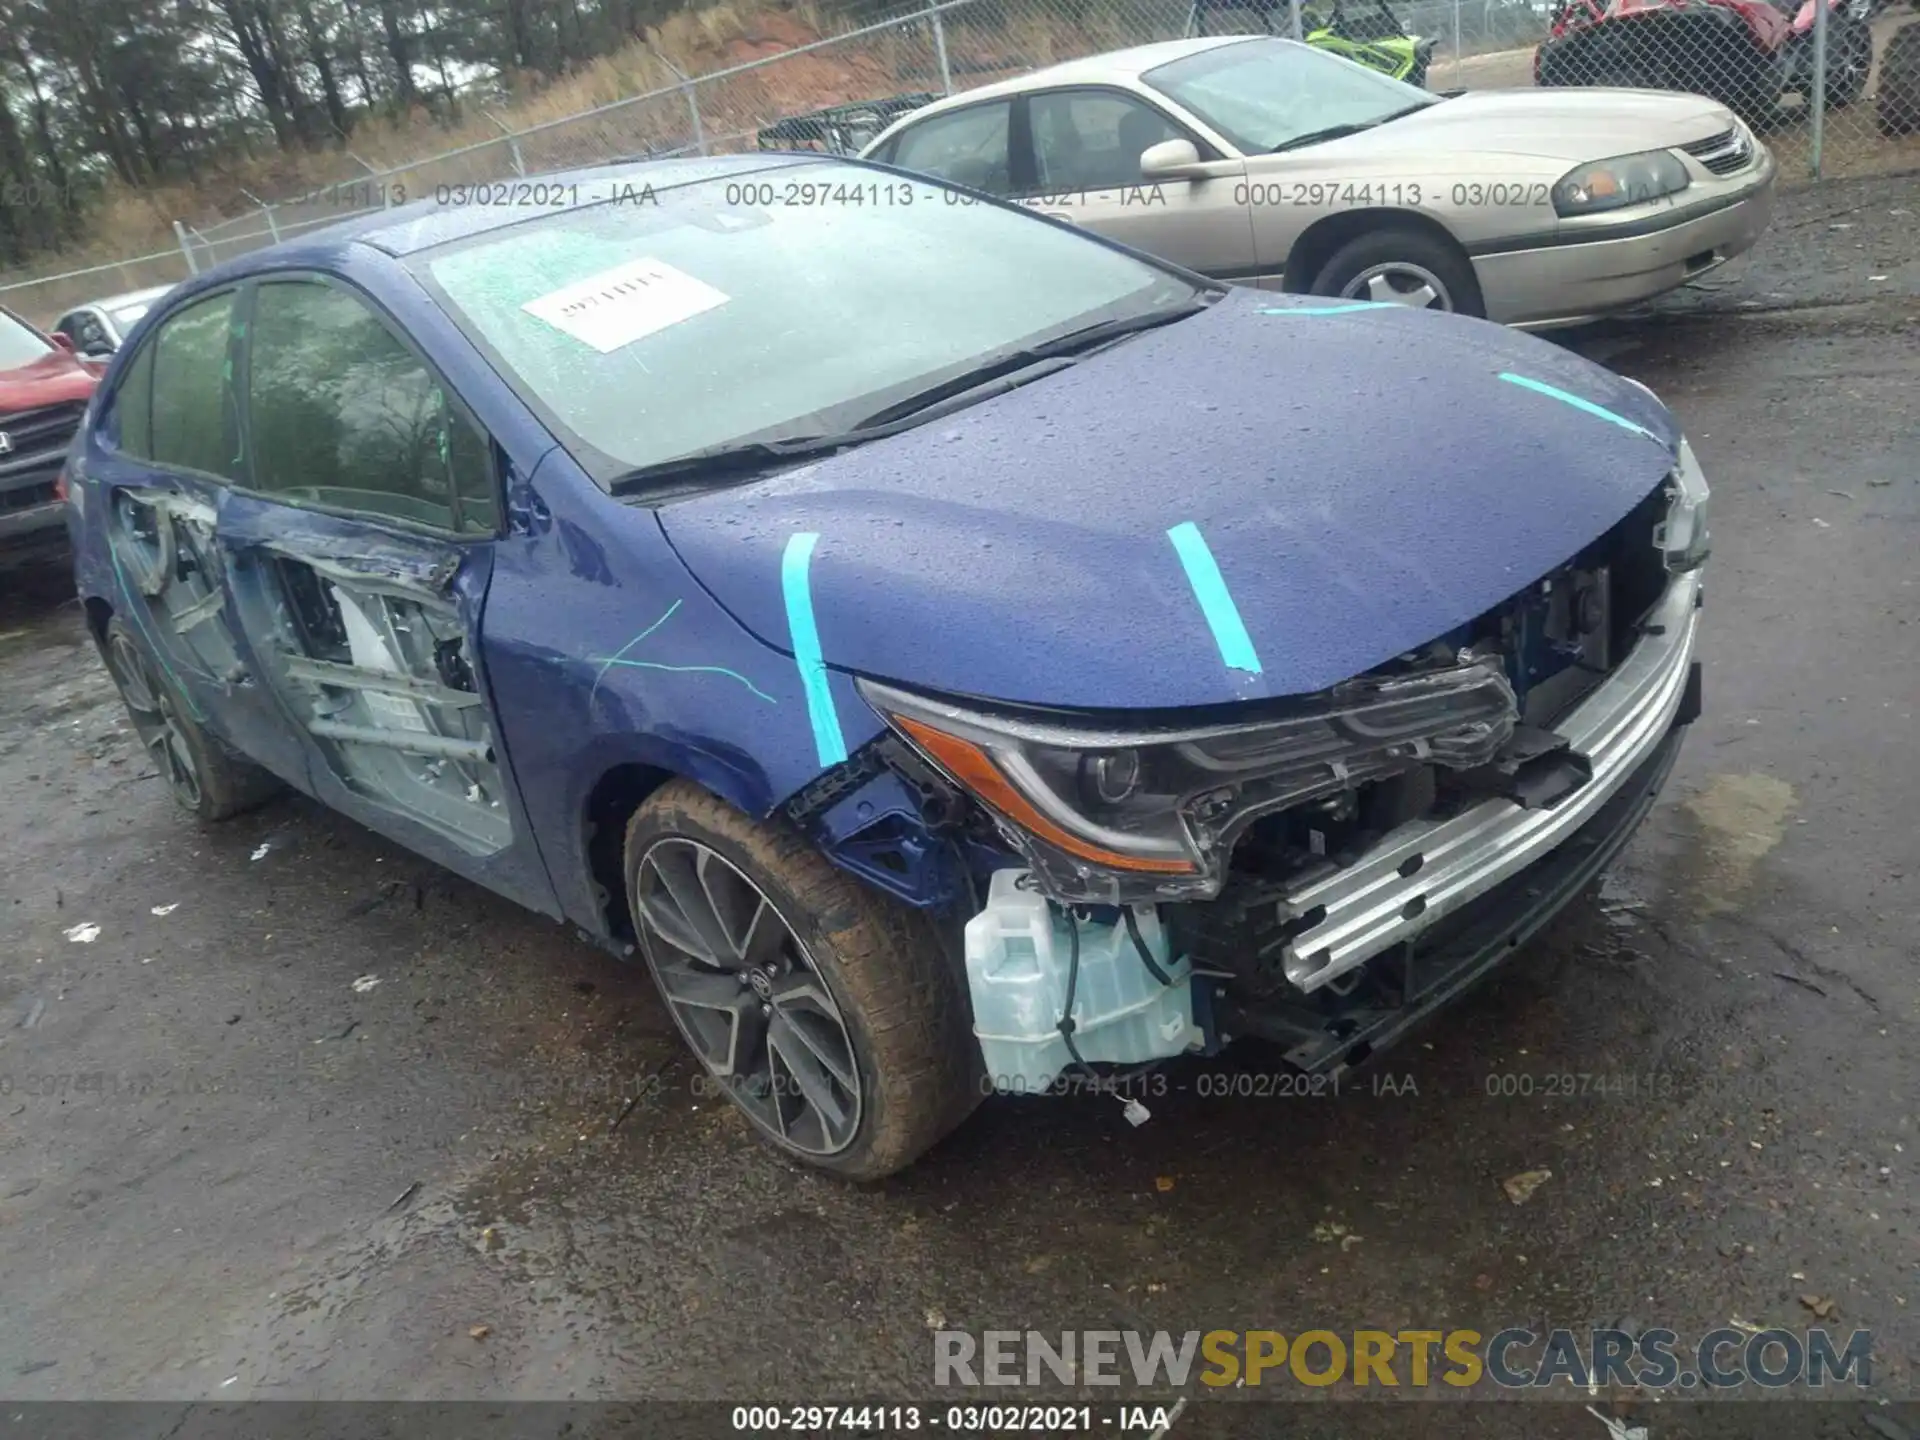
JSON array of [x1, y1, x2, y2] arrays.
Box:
[[1289, 0, 1303, 39], [483, 109, 527, 177], [931, 4, 954, 94], [689, 84, 708, 155], [347, 151, 392, 208], [657, 56, 708, 156], [1809, 0, 1827, 178], [242, 189, 281, 242], [172, 219, 199, 276], [1452, 0, 1463, 87]]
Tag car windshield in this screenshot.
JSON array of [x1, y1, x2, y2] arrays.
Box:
[[412, 161, 1199, 492], [0, 310, 53, 368], [1144, 37, 1435, 154]]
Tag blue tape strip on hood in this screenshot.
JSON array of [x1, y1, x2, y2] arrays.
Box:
[[1497, 371, 1663, 442], [1167, 521, 1263, 676]]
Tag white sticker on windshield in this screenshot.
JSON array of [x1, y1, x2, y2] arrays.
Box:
[[521, 256, 728, 352]]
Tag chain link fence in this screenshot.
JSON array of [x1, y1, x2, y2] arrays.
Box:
[[4, 0, 1917, 324]]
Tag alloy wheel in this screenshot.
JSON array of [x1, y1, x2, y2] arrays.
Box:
[[105, 628, 202, 813], [1340, 261, 1455, 310], [635, 837, 863, 1156]]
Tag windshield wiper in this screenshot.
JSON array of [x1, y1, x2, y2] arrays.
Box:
[[1269, 101, 1436, 153], [609, 301, 1211, 496], [851, 301, 1209, 431], [607, 433, 861, 496]]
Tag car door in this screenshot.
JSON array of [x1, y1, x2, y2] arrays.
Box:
[[88, 286, 315, 790], [1017, 88, 1258, 282], [214, 273, 557, 913]]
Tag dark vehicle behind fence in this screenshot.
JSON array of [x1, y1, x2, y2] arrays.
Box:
[[1536, 0, 1877, 117], [757, 94, 940, 154]]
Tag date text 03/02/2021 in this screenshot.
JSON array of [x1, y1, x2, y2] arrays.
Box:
[[729, 1405, 1166, 1433]]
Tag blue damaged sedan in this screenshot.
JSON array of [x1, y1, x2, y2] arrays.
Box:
[[66, 154, 1708, 1178]]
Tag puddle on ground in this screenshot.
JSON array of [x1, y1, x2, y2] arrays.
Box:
[[1676, 772, 1799, 915]]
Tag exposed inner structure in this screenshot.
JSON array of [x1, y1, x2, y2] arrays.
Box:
[[247, 552, 512, 855]]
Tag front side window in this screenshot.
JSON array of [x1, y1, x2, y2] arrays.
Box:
[[1144, 37, 1433, 154], [149, 291, 243, 480], [246, 281, 497, 535], [887, 102, 1014, 193], [413, 160, 1199, 494], [0, 309, 54, 367], [1029, 91, 1187, 191]]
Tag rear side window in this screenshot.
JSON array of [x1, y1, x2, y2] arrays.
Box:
[[148, 291, 243, 480], [889, 102, 1014, 194], [246, 281, 498, 535]]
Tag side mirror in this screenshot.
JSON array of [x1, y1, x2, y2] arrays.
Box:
[[50, 331, 76, 354], [1140, 138, 1205, 180]]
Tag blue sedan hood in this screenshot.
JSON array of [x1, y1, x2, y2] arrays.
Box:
[[658, 290, 1681, 712]]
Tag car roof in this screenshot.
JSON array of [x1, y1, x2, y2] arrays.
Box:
[[871, 35, 1254, 119]]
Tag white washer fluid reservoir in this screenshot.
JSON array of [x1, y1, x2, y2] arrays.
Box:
[[962, 868, 1198, 1095]]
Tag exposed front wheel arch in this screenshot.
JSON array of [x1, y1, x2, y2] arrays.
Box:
[[583, 759, 676, 944]]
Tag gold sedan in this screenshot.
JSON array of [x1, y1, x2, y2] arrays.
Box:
[[863, 36, 1775, 328]]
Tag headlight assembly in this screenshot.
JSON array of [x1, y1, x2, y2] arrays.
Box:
[[859, 660, 1520, 905], [1553, 150, 1691, 217], [1657, 436, 1711, 573]]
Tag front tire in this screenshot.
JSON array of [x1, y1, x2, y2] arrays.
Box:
[[625, 780, 978, 1180], [100, 615, 282, 822], [1310, 225, 1486, 317]]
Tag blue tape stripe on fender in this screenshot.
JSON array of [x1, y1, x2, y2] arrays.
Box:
[[1498, 371, 1663, 442], [781, 532, 849, 768], [1167, 521, 1263, 676]]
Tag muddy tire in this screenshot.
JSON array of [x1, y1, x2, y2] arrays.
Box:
[[100, 615, 282, 822], [1311, 225, 1486, 317], [625, 779, 979, 1180]]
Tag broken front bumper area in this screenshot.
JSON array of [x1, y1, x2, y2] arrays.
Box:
[[1192, 569, 1703, 1075], [1207, 701, 1691, 1074]]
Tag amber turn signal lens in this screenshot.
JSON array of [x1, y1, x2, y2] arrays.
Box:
[[893, 715, 1196, 875]]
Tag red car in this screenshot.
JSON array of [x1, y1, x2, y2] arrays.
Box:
[[1, 305, 100, 555], [1536, 0, 1877, 118]]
